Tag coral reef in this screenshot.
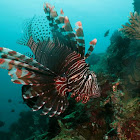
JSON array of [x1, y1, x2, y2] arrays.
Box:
[[8, 111, 52, 140], [0, 131, 10, 140], [48, 76, 140, 140], [51, 120, 86, 140], [120, 12, 140, 39]]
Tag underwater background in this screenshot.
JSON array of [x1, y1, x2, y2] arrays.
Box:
[[0, 0, 139, 140]]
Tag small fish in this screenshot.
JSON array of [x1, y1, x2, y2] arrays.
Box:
[[0, 121, 5, 127], [104, 29, 110, 37], [11, 109, 15, 112], [8, 99, 12, 103], [0, 3, 100, 117]]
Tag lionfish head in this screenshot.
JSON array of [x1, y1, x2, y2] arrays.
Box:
[[72, 71, 100, 104]]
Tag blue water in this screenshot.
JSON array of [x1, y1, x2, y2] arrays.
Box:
[[0, 0, 133, 132]]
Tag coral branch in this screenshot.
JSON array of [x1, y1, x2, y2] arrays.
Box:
[[120, 12, 140, 40]]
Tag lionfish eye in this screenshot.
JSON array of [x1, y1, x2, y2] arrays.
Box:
[[89, 74, 92, 80]]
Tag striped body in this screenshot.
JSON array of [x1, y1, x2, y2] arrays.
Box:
[[61, 52, 100, 103]]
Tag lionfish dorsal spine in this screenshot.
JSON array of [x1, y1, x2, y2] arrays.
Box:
[[44, 3, 77, 50], [75, 21, 85, 57], [85, 38, 97, 59]]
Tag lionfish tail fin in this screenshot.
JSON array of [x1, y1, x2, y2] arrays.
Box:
[[85, 38, 97, 59]]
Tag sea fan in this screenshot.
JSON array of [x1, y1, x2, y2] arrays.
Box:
[[120, 12, 140, 40]]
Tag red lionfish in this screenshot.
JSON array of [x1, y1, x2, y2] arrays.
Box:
[[0, 3, 100, 117]]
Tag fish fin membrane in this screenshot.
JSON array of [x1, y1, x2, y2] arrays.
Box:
[[22, 85, 69, 116], [17, 15, 74, 74], [21, 34, 73, 74], [17, 16, 52, 45], [0, 47, 55, 85], [17, 3, 86, 60]]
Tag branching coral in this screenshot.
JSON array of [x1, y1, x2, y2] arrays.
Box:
[[120, 12, 140, 39], [110, 98, 140, 140], [51, 120, 86, 140]]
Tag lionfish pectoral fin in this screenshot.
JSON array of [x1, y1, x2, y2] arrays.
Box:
[[22, 84, 69, 117], [0, 47, 55, 85], [41, 91, 69, 117]]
